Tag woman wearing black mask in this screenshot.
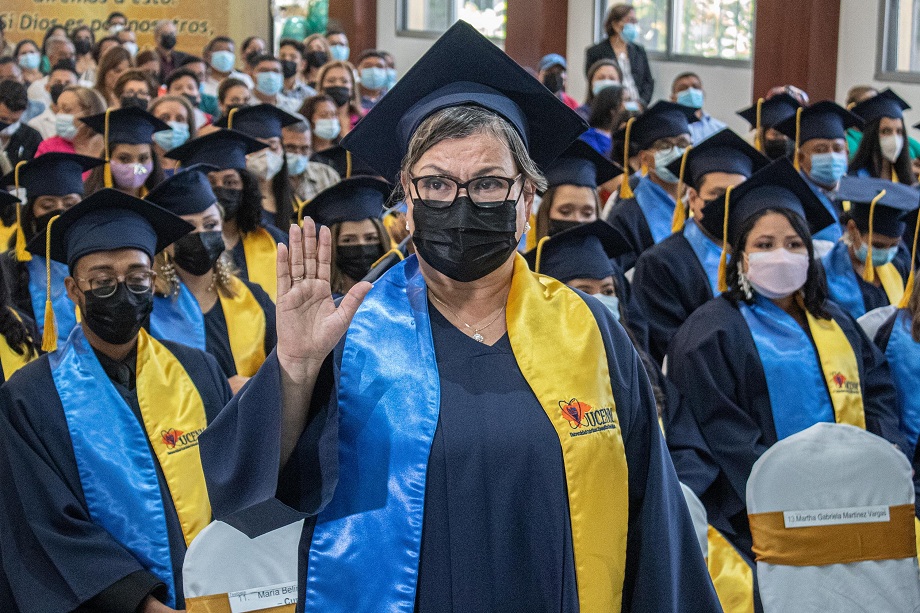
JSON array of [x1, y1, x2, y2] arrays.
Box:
[[166, 128, 289, 303], [0, 153, 103, 349], [147, 166, 276, 395], [303, 34, 331, 89], [299, 177, 392, 297], [70, 25, 96, 84], [737, 93, 801, 161], [200, 22, 718, 612], [315, 60, 363, 137]]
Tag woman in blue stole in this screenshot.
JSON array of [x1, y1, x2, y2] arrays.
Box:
[[200, 22, 719, 613], [666, 159, 906, 581]]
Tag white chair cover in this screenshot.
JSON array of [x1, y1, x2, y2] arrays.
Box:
[[747, 423, 920, 613], [681, 482, 709, 559], [857, 304, 897, 341]]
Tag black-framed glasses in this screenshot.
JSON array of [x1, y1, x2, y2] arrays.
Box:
[[410, 174, 522, 209], [78, 270, 157, 298]]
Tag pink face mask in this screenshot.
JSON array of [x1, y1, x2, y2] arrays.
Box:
[[745, 248, 809, 299], [109, 161, 153, 190]]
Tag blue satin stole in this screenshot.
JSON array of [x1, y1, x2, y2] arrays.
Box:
[[304, 256, 441, 612], [739, 294, 835, 440], [822, 240, 867, 318], [802, 174, 843, 244], [683, 220, 722, 296], [150, 283, 206, 351], [885, 310, 920, 452], [49, 327, 177, 606], [27, 256, 76, 344], [634, 177, 676, 245]]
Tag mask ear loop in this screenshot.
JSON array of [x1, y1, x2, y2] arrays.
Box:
[[671, 145, 693, 233], [862, 189, 887, 283], [716, 185, 735, 293]]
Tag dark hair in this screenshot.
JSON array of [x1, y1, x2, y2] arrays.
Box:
[[0, 259, 37, 361], [218, 77, 249, 103], [849, 117, 914, 185], [113, 69, 158, 99], [0, 80, 28, 113], [299, 94, 337, 125], [42, 26, 69, 53], [0, 57, 14, 69], [180, 55, 206, 67], [250, 53, 280, 69], [241, 37, 265, 55], [326, 29, 346, 37], [136, 49, 159, 67], [92, 36, 120, 63], [84, 147, 165, 195], [14, 40, 40, 58], [585, 59, 623, 105], [357, 49, 387, 63], [71, 25, 95, 45], [603, 4, 635, 38], [672, 72, 701, 90], [724, 207, 831, 319], [204, 36, 235, 55], [279, 38, 305, 56], [329, 218, 389, 294], [534, 186, 600, 241], [106, 12, 128, 25], [588, 84, 626, 131], [235, 168, 265, 234], [166, 67, 200, 89]]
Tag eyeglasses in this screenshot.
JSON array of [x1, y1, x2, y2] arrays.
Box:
[[409, 174, 522, 209], [78, 270, 156, 298]]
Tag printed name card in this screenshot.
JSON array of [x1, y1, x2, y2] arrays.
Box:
[[783, 505, 891, 529], [228, 581, 298, 613]]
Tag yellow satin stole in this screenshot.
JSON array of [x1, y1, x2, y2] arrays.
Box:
[[218, 276, 267, 378], [242, 227, 279, 302], [805, 309, 866, 429]]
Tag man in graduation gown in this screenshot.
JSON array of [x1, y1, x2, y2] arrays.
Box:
[[604, 101, 698, 270], [736, 93, 801, 161], [633, 129, 768, 363], [0, 189, 232, 612]]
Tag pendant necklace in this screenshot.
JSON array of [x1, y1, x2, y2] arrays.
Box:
[[430, 292, 505, 343]]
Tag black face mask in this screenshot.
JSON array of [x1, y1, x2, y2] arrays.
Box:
[[763, 138, 794, 161], [213, 187, 243, 220], [280, 59, 299, 80], [31, 211, 61, 240], [336, 243, 384, 281], [119, 95, 148, 110], [73, 38, 92, 56], [160, 33, 177, 50], [81, 283, 153, 345], [50, 82, 66, 105], [325, 86, 351, 107], [542, 72, 564, 94], [173, 231, 226, 276], [306, 50, 328, 69], [412, 196, 519, 282], [547, 218, 583, 236], [182, 93, 201, 109], [245, 50, 260, 67]]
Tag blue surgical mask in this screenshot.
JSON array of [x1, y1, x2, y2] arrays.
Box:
[[55, 113, 78, 141], [210, 50, 236, 73], [385, 68, 398, 90], [152, 121, 191, 151], [360, 67, 388, 91], [593, 293, 621, 321], [285, 151, 309, 176], [623, 100, 641, 112], [654, 146, 685, 184], [18, 52, 40, 71], [621, 23, 639, 43], [808, 152, 848, 187], [855, 241, 899, 267], [592, 79, 620, 96], [256, 71, 283, 96], [676, 87, 704, 109], [330, 44, 350, 62], [313, 117, 341, 141]]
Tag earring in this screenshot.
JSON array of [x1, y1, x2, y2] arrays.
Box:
[[214, 254, 233, 292], [737, 261, 753, 300], [405, 222, 410, 231], [524, 222, 531, 232], [161, 254, 179, 298]]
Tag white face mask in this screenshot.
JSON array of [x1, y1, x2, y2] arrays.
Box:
[[55, 114, 78, 141], [247, 149, 285, 181], [745, 249, 810, 299], [879, 134, 904, 163]]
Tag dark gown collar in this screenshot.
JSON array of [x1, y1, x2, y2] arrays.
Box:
[[93, 345, 138, 391]]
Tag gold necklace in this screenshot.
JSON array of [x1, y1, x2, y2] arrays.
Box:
[[429, 291, 505, 343]]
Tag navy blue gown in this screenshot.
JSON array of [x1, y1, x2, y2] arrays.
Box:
[[203, 279, 277, 378], [229, 224, 289, 285]]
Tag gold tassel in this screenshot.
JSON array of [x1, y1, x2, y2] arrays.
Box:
[[534, 235, 551, 274], [41, 215, 60, 352], [103, 108, 113, 188], [892, 167, 900, 184], [12, 161, 31, 262], [619, 117, 636, 199], [671, 145, 693, 233], [717, 185, 734, 293], [898, 200, 920, 308], [227, 106, 239, 130], [862, 189, 886, 284], [346, 151, 353, 178], [792, 107, 803, 172], [753, 98, 765, 153]]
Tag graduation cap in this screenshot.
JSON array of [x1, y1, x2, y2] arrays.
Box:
[[80, 107, 170, 188], [544, 140, 623, 190], [902, 206, 920, 308], [299, 176, 392, 227], [773, 101, 863, 172], [697, 158, 836, 291], [26, 188, 194, 351], [165, 129, 268, 171], [614, 100, 698, 199], [311, 145, 378, 179], [214, 103, 301, 140], [850, 89, 911, 124], [737, 93, 802, 153], [338, 21, 588, 183], [667, 129, 769, 232], [145, 164, 220, 215], [523, 220, 628, 282]]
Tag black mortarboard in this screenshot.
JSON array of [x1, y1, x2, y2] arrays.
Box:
[[29, 188, 194, 269], [544, 140, 623, 189], [773, 100, 863, 143], [836, 176, 918, 237], [0, 153, 102, 198], [0, 190, 18, 209], [165, 129, 268, 171], [737, 94, 802, 130], [850, 89, 911, 124], [667, 129, 768, 192], [613, 101, 698, 152], [80, 107, 170, 145], [145, 165, 220, 216], [311, 145, 378, 178], [299, 177, 391, 226], [215, 103, 301, 140], [524, 220, 627, 282], [339, 20, 588, 182]]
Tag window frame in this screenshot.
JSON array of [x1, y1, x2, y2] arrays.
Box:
[[396, 0, 506, 43], [875, 0, 920, 84], [594, 0, 754, 67]]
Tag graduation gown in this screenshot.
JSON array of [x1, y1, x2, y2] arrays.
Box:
[[822, 240, 911, 319], [0, 336, 232, 612], [632, 224, 717, 363], [801, 174, 844, 245], [230, 224, 288, 293], [874, 309, 920, 456], [666, 296, 905, 563], [203, 279, 277, 378], [604, 176, 677, 271], [199, 259, 720, 612]]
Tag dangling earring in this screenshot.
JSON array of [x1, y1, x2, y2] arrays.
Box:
[[524, 222, 531, 233], [161, 253, 179, 298], [214, 254, 233, 292], [737, 261, 753, 300], [405, 221, 410, 231]]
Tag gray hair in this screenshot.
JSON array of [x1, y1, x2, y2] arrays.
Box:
[[154, 20, 175, 35], [283, 113, 311, 134], [400, 106, 547, 192], [45, 36, 74, 55]]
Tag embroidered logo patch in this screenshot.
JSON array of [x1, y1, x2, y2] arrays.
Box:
[[559, 398, 618, 437], [161, 427, 205, 454], [831, 372, 860, 394]]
